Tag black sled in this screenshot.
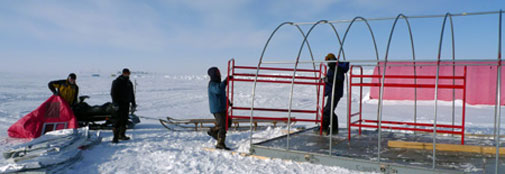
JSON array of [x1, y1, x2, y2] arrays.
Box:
[[72, 96, 140, 130]]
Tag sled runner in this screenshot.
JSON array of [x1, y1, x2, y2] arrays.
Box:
[[159, 116, 294, 131]]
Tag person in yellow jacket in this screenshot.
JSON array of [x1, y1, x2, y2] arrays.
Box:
[[48, 73, 79, 106]]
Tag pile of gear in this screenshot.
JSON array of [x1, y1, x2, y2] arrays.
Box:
[[72, 96, 140, 130]]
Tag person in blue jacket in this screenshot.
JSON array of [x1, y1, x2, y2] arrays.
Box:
[[321, 53, 349, 135], [207, 67, 232, 150]]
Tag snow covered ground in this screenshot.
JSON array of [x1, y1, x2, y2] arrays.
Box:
[[0, 70, 504, 173]]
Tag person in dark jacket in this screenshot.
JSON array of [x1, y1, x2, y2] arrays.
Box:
[[110, 68, 136, 143], [321, 53, 349, 135], [48, 73, 79, 106], [207, 67, 232, 150]]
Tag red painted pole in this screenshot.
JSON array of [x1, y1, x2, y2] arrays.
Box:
[[461, 66, 467, 144], [225, 59, 232, 131], [315, 63, 322, 122], [234, 66, 320, 73], [348, 66, 354, 140], [359, 66, 363, 135], [231, 60, 235, 124]]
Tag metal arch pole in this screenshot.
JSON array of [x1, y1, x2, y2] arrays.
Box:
[[249, 22, 294, 150], [406, 17, 418, 131], [381, 14, 417, 161], [336, 16, 380, 65], [293, 11, 501, 25], [336, 16, 381, 159], [248, 22, 337, 150], [495, 9, 503, 174], [326, 23, 347, 129], [291, 24, 317, 148], [377, 56, 387, 162], [433, 12, 454, 169], [450, 12, 457, 135], [293, 25, 318, 100], [328, 23, 347, 60], [328, 23, 349, 142], [497, 12, 502, 138], [383, 14, 417, 131], [294, 25, 317, 70], [335, 16, 380, 143], [432, 59, 442, 169], [287, 20, 328, 151], [328, 59, 340, 155]]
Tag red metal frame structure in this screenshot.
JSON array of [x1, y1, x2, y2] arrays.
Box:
[[348, 64, 468, 144], [226, 59, 327, 131]]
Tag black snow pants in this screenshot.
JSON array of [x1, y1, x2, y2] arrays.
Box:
[[322, 96, 340, 132], [113, 103, 129, 137], [211, 112, 232, 139]]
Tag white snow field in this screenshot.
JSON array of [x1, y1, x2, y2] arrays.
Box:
[[0, 70, 504, 173]]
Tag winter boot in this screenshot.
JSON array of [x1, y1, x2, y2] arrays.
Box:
[[215, 135, 231, 150], [314, 126, 329, 136], [207, 129, 218, 140], [321, 129, 329, 136], [118, 127, 130, 140], [112, 128, 119, 143]]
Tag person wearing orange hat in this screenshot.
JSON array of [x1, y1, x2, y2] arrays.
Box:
[[319, 53, 349, 135]]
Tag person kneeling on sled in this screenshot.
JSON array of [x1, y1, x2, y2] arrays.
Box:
[[320, 53, 349, 135], [207, 67, 232, 150], [48, 73, 79, 106], [110, 68, 136, 143]]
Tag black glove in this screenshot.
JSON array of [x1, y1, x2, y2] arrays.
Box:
[[228, 75, 233, 80]]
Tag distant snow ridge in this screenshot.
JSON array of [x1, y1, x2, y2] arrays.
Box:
[[163, 75, 207, 80]]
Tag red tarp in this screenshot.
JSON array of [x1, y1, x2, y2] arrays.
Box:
[[8, 95, 78, 138], [369, 61, 505, 105]]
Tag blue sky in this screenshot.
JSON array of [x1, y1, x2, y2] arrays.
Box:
[[0, 0, 504, 75]]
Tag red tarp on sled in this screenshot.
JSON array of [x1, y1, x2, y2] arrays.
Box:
[[8, 95, 78, 138]]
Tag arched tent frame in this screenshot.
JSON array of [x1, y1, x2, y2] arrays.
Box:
[[378, 13, 417, 164], [333, 16, 380, 155], [245, 21, 348, 148], [431, 12, 457, 169], [244, 10, 504, 173]]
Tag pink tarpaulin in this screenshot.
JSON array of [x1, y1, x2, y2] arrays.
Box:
[[368, 61, 505, 105], [8, 95, 78, 138]]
